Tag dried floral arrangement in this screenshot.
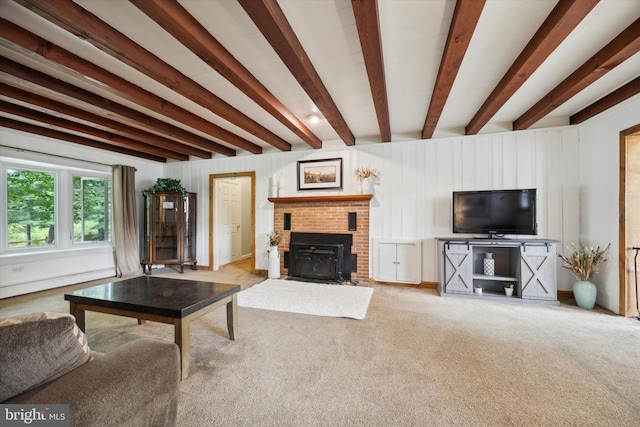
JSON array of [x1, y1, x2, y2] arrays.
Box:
[[558, 243, 610, 282], [354, 167, 378, 182], [268, 230, 283, 246]]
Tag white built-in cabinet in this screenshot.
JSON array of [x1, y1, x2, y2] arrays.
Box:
[[373, 239, 421, 284], [437, 238, 558, 304]]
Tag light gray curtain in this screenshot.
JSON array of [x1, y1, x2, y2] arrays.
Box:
[[112, 165, 141, 277]]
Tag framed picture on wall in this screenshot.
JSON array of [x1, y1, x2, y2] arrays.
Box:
[[297, 158, 343, 191]]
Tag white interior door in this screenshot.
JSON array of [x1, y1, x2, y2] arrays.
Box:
[[215, 179, 241, 268]]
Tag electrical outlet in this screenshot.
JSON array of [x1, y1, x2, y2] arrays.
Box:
[[11, 266, 24, 273]]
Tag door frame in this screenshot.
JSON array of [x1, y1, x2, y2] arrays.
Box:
[[209, 172, 256, 272], [619, 123, 640, 316]]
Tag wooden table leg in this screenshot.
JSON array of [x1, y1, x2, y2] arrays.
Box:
[[227, 294, 237, 340], [69, 302, 85, 332], [175, 318, 191, 380]]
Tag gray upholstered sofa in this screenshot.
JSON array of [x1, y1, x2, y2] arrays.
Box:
[[0, 312, 180, 426]]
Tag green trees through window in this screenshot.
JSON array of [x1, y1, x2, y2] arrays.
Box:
[[6, 168, 111, 249], [73, 176, 111, 243], [7, 169, 55, 248]]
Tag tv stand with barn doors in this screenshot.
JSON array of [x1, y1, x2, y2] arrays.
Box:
[[437, 238, 559, 305]]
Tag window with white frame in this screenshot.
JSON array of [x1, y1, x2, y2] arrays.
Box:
[[6, 168, 56, 248], [73, 175, 111, 243], [2, 157, 112, 253]]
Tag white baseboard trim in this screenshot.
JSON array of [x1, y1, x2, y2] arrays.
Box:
[[0, 268, 116, 299]]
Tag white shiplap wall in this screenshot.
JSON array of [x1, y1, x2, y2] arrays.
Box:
[[165, 126, 580, 290], [578, 94, 640, 314]]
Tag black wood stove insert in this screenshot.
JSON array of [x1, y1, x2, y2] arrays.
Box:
[[288, 232, 353, 283]]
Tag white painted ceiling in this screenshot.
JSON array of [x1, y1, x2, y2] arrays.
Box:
[[0, 0, 639, 160]]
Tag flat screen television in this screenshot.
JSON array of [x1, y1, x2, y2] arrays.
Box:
[[452, 189, 537, 236]]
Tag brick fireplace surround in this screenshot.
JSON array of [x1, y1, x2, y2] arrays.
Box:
[[269, 194, 373, 282]]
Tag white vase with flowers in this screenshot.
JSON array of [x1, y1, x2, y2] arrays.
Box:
[[354, 167, 378, 194], [267, 230, 283, 279]]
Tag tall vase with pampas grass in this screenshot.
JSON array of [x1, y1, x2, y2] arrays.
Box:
[[558, 243, 610, 309]]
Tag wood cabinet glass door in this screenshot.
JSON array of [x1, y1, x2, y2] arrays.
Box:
[[153, 194, 180, 262], [182, 194, 197, 263]]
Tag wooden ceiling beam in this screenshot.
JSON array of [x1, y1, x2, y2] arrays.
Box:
[[239, 0, 355, 146], [0, 116, 166, 162], [0, 17, 253, 155], [14, 0, 287, 152], [0, 82, 206, 159], [422, 0, 486, 140], [570, 76, 640, 125], [0, 57, 236, 157], [130, 0, 321, 150], [466, 0, 599, 135], [0, 100, 189, 161], [514, 16, 640, 130], [351, 0, 391, 143]]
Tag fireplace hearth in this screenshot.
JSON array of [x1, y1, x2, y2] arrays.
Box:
[[288, 232, 352, 283]]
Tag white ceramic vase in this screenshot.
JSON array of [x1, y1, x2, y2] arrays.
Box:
[[483, 253, 495, 276], [268, 245, 280, 279], [361, 178, 372, 194]]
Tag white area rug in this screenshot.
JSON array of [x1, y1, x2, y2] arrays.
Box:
[[237, 279, 374, 320]]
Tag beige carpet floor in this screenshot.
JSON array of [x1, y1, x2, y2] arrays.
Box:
[[1, 261, 639, 426]]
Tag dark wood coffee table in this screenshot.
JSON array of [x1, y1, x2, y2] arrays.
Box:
[[65, 276, 240, 379]]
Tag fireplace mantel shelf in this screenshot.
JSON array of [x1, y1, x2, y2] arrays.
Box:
[[268, 194, 373, 203]]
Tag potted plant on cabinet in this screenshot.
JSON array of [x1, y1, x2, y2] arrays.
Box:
[[143, 178, 186, 196], [558, 243, 610, 309], [504, 283, 515, 297]]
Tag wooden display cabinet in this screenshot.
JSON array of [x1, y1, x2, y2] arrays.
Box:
[[142, 191, 197, 274]]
